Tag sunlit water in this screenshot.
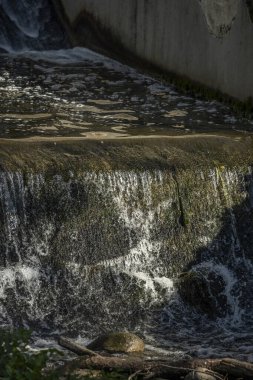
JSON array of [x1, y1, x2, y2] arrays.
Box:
[[0, 47, 252, 141]]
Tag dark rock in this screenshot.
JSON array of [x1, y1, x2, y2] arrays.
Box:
[[176, 270, 229, 318]]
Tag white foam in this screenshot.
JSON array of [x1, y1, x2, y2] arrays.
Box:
[[0, 0, 42, 38]]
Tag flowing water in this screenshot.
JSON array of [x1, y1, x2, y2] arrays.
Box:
[[0, 0, 253, 362], [0, 0, 68, 52]]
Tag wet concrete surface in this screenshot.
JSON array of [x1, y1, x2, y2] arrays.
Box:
[[0, 48, 252, 141]]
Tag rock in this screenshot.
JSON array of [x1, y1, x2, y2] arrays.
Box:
[[176, 270, 228, 318], [176, 271, 215, 316], [184, 367, 216, 380], [87, 332, 145, 353]]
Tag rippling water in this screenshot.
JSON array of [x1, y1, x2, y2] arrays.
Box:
[[0, 47, 252, 141]]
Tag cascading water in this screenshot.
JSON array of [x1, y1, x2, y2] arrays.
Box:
[[0, 0, 68, 52], [0, 168, 253, 359], [1, 0, 253, 364]]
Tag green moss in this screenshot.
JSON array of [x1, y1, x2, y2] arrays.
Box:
[[0, 329, 77, 380]]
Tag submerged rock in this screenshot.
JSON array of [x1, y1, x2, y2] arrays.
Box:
[[176, 270, 228, 318], [87, 332, 145, 353]]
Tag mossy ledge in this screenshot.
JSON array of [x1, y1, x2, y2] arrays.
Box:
[[1, 135, 253, 174]]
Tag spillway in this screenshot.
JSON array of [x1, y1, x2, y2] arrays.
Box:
[[0, 0, 252, 362]]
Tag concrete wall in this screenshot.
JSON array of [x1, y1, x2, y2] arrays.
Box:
[[57, 0, 253, 102]]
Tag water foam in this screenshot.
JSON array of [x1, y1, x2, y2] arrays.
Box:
[[0, 0, 67, 52], [0, 169, 252, 359]]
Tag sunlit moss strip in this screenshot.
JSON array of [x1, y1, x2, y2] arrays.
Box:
[[0, 135, 253, 174]]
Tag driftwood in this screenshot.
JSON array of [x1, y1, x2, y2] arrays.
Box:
[[62, 355, 253, 380], [65, 356, 203, 379], [57, 338, 253, 380], [210, 358, 253, 379], [58, 336, 102, 357]]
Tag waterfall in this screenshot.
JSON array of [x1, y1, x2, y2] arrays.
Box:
[[0, 0, 68, 52], [0, 168, 252, 346], [0, 0, 252, 364]]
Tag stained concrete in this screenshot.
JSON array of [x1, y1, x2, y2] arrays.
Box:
[[57, 0, 253, 102], [199, 0, 240, 37]]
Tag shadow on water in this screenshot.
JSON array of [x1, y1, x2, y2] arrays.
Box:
[[156, 171, 253, 359], [0, 0, 69, 52], [182, 170, 253, 315]]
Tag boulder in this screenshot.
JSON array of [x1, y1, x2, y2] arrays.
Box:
[[176, 270, 228, 318], [87, 332, 145, 353]]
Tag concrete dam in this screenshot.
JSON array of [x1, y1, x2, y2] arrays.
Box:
[[56, 0, 253, 103], [0, 0, 253, 366]]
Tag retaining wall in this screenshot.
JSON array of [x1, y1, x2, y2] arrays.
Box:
[[57, 0, 253, 102]]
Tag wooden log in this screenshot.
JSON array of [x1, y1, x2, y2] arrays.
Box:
[[58, 336, 102, 357], [69, 356, 194, 379], [60, 354, 253, 380], [211, 358, 253, 379]]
